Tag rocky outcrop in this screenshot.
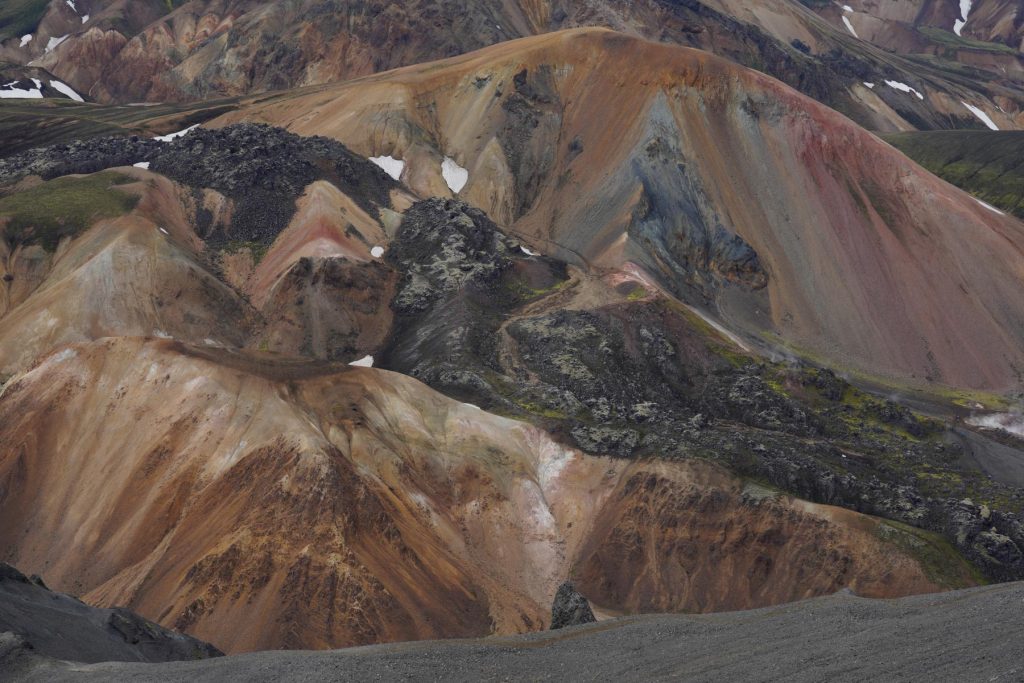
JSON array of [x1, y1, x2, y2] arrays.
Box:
[[370, 192, 1024, 585], [0, 563, 222, 664], [388, 198, 516, 314], [550, 581, 596, 629]]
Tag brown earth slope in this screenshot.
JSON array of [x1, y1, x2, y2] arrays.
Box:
[[215, 29, 1024, 392], [0, 337, 969, 653]]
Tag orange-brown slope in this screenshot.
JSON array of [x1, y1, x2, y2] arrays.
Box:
[[0, 164, 402, 372], [0, 337, 973, 653], [216, 28, 1024, 391], [0, 169, 252, 374]]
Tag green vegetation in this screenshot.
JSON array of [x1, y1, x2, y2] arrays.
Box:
[[162, 0, 189, 15], [221, 240, 270, 265], [0, 172, 137, 250], [917, 26, 1017, 55], [515, 400, 567, 419], [502, 272, 572, 302], [0, 99, 240, 158], [876, 520, 988, 588], [625, 285, 647, 301], [884, 131, 1024, 219], [0, 0, 50, 41]]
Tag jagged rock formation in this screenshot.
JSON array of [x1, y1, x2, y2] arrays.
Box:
[[0, 563, 222, 664], [549, 581, 596, 629]]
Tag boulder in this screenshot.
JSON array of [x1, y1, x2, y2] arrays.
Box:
[[550, 581, 597, 629]]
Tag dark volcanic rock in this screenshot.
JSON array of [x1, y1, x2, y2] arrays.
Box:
[[151, 124, 395, 242], [375, 194, 1024, 585], [380, 197, 547, 403], [0, 563, 222, 664], [0, 124, 396, 245], [389, 197, 515, 313], [550, 581, 597, 630]]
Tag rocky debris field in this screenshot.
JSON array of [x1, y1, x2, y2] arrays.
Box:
[[378, 199, 1024, 583]]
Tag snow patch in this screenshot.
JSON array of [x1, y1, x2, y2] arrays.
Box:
[[0, 83, 42, 99], [441, 156, 469, 193], [66, 0, 77, 12], [462, 403, 482, 410], [45, 35, 68, 53], [842, 4, 853, 11], [349, 355, 374, 367], [842, 16, 858, 37], [954, 0, 972, 35], [520, 245, 538, 256], [961, 101, 999, 130], [133, 161, 150, 169], [49, 79, 83, 102], [369, 155, 405, 181], [370, 245, 385, 258], [967, 413, 1024, 438], [81, 14, 89, 23], [974, 198, 1004, 215], [863, 82, 875, 88], [885, 80, 924, 100], [20, 34, 32, 47], [154, 124, 199, 142], [158, 227, 169, 235]]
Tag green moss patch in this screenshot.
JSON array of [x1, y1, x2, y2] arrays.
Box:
[[221, 240, 270, 266], [917, 27, 1016, 55], [876, 519, 987, 588], [883, 131, 1024, 219], [0, 172, 137, 251]]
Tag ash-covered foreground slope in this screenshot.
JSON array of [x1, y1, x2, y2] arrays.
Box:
[[6, 581, 1023, 682]]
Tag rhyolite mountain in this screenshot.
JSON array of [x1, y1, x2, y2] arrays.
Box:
[[1, 14, 1024, 670], [1, 0, 1022, 132], [213, 29, 1024, 391]]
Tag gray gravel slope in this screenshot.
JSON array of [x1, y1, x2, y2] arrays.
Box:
[[6, 582, 1024, 682]]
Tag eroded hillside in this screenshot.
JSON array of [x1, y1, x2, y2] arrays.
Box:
[[1, 30, 1023, 659]]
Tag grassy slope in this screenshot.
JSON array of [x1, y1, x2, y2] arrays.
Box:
[[883, 131, 1024, 219], [0, 99, 241, 157], [0, 171, 137, 249]]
